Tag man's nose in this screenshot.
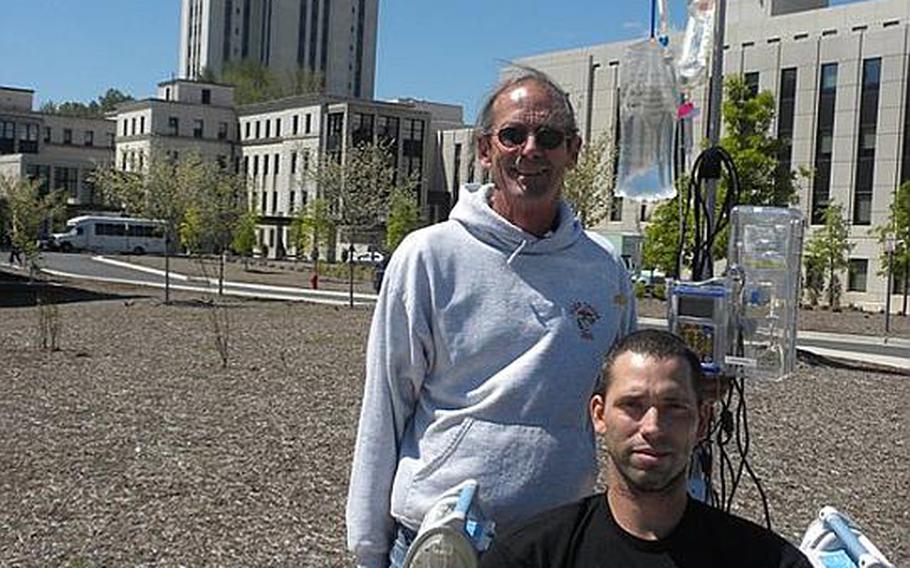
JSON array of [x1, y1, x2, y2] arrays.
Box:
[[640, 406, 662, 435], [519, 131, 545, 156]]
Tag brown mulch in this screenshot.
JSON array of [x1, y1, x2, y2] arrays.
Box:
[[0, 277, 907, 566]]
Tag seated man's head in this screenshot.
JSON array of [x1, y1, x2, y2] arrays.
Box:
[[591, 330, 709, 496]]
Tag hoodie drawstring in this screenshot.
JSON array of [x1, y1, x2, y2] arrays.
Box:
[[507, 239, 528, 265]]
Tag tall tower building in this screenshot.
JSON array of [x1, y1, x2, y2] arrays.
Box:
[[179, 0, 378, 99]]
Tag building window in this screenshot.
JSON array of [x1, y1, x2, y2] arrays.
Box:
[[54, 166, 79, 198], [289, 191, 296, 212], [63, 128, 73, 145], [302, 149, 310, 172], [853, 58, 881, 226], [610, 197, 623, 222], [201, 88, 211, 104], [777, 68, 797, 175], [273, 154, 279, 176], [453, 143, 462, 190], [305, 113, 312, 134], [327, 113, 345, 162], [263, 154, 269, 176], [245, 121, 251, 139], [169, 117, 179, 136], [218, 122, 228, 140], [122, 119, 128, 136], [84, 130, 94, 146], [131, 117, 137, 135], [291, 151, 297, 174], [253, 155, 259, 176], [293, 115, 299, 135], [847, 259, 868, 292], [43, 127, 51, 143], [140, 116, 146, 134], [811, 63, 837, 224], [193, 119, 204, 139], [272, 191, 278, 213], [744, 71, 760, 98], [255, 121, 261, 138], [261, 191, 267, 213], [265, 119, 271, 138], [276, 118, 281, 137], [352, 112, 374, 146]]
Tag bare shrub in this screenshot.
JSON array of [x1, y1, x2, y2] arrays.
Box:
[[35, 292, 61, 351]]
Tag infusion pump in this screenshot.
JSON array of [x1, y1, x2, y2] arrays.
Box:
[[668, 207, 805, 381]]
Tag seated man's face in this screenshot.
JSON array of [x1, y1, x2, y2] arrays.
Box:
[[591, 352, 704, 494]]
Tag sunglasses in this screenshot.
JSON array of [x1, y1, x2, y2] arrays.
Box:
[[494, 124, 569, 150]]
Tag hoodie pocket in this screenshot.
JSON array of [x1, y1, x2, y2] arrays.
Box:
[[396, 418, 597, 528]]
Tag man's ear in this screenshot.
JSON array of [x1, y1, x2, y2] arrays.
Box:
[[477, 134, 493, 169], [591, 393, 607, 435], [567, 134, 582, 166]]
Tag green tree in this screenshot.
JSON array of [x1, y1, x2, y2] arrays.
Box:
[[386, 188, 421, 251], [290, 198, 335, 262], [805, 202, 853, 310], [302, 141, 416, 252], [563, 131, 614, 227], [219, 60, 323, 105], [180, 206, 204, 254], [642, 179, 690, 275], [40, 88, 133, 118], [804, 253, 826, 307], [872, 180, 910, 314], [232, 210, 259, 271], [93, 150, 204, 302], [721, 76, 803, 207], [0, 175, 65, 272], [643, 75, 807, 273]]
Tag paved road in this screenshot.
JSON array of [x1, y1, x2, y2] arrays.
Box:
[[5, 253, 908, 371], [26, 252, 378, 307]]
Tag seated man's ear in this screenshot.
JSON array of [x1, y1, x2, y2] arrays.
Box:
[[590, 393, 607, 435]]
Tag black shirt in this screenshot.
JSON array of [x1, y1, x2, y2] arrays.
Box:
[[479, 493, 812, 568]]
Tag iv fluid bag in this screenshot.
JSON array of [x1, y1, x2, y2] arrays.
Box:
[[616, 40, 678, 201], [677, 0, 716, 91]]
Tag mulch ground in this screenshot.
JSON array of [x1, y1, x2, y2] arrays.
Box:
[[0, 272, 907, 567]]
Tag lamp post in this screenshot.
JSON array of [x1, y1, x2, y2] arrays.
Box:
[[702, 0, 728, 279], [884, 234, 895, 336]]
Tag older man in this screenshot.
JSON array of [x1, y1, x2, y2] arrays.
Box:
[[479, 330, 811, 568], [346, 68, 636, 568]]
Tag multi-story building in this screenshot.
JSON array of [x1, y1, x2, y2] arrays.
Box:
[[179, 0, 378, 99], [237, 94, 436, 258], [438, 0, 909, 310], [112, 79, 238, 173], [0, 86, 116, 214]]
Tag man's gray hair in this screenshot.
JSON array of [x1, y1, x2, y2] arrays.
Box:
[[475, 65, 578, 140]]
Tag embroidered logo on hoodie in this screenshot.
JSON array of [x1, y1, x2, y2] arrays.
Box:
[[570, 301, 600, 340]]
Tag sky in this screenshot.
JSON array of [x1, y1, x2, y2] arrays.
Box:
[[0, 0, 870, 124]]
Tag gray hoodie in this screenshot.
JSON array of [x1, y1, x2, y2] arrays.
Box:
[[346, 183, 637, 567]]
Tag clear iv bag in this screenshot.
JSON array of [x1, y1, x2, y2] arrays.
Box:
[[615, 40, 678, 201], [676, 0, 716, 91]]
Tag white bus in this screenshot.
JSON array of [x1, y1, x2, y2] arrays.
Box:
[[50, 215, 168, 255]]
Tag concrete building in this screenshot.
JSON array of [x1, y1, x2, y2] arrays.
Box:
[[179, 0, 378, 99], [237, 94, 436, 258], [112, 79, 238, 174], [437, 0, 909, 310], [0, 86, 116, 213]]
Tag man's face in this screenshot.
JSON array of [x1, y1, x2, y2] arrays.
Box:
[[478, 81, 580, 204], [591, 352, 706, 494]]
